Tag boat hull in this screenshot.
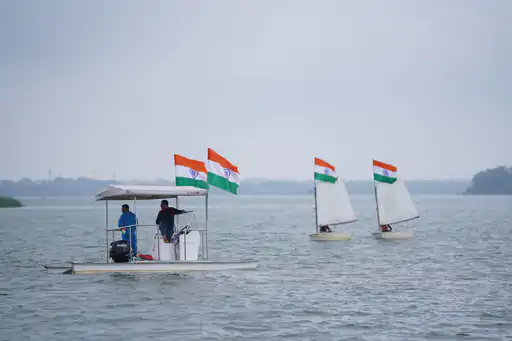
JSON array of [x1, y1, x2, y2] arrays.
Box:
[[69, 260, 258, 274], [309, 232, 352, 241], [372, 230, 413, 239]]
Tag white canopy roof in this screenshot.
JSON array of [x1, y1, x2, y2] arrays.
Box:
[[95, 184, 208, 201]]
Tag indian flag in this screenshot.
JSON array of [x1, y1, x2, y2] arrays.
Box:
[[207, 148, 240, 194], [174, 154, 209, 190], [373, 160, 397, 184], [314, 157, 337, 183]]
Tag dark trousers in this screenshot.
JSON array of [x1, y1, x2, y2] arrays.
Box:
[[159, 224, 175, 241], [122, 228, 137, 254]]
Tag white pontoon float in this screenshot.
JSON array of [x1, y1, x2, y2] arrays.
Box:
[[45, 184, 258, 274]]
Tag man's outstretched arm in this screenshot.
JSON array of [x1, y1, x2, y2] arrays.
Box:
[[173, 208, 191, 215]]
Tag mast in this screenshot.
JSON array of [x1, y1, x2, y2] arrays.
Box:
[[313, 159, 318, 233], [373, 163, 381, 231]]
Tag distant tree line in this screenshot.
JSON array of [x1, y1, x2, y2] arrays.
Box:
[[465, 166, 512, 195], [0, 176, 469, 198], [0, 196, 22, 208]]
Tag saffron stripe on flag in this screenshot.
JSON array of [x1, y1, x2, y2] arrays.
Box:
[[208, 148, 239, 173], [314, 157, 335, 171], [373, 160, 397, 172], [174, 154, 208, 172]]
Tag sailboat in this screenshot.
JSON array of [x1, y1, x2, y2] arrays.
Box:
[[309, 158, 357, 241], [371, 160, 419, 239]]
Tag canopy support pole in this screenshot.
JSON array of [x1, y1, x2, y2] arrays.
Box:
[[105, 200, 109, 263], [205, 194, 209, 260], [131, 196, 136, 259], [176, 197, 179, 230], [314, 184, 318, 233], [176, 197, 185, 260]]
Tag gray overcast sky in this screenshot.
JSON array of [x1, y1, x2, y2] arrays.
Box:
[[1, 0, 511, 181]]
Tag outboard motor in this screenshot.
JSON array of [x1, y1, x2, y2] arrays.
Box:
[[109, 240, 130, 263]]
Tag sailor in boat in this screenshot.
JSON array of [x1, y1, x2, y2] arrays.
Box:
[[380, 224, 393, 232], [118, 204, 138, 254], [156, 199, 191, 243], [319, 225, 332, 233]]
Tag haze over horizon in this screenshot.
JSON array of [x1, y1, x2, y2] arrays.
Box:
[[1, 174, 471, 183], [1, 1, 511, 181]]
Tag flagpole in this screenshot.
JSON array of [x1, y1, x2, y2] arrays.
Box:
[[205, 193, 209, 260]]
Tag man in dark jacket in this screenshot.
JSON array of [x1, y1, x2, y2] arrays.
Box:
[[155, 199, 190, 242]]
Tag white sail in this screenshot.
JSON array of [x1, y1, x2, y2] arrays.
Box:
[[316, 180, 357, 226], [375, 180, 419, 225]]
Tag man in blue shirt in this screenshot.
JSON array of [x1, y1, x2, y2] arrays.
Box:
[[118, 204, 138, 254]]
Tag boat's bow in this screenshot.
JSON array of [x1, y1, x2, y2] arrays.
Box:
[[44, 264, 73, 274]]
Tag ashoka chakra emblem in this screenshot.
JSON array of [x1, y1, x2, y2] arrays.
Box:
[[223, 168, 231, 179], [189, 169, 199, 179]]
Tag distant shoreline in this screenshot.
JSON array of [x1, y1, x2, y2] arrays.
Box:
[[13, 193, 473, 201], [0, 178, 470, 197], [0, 196, 23, 208]]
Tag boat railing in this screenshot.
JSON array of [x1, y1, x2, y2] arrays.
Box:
[[107, 223, 206, 233], [106, 223, 208, 261], [106, 224, 156, 232]]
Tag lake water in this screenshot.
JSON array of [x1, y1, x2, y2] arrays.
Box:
[[0, 195, 511, 341]]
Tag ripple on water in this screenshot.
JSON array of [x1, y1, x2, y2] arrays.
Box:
[[1, 195, 512, 341]]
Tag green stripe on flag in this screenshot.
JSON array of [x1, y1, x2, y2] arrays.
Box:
[[176, 177, 209, 190], [207, 173, 239, 194], [314, 172, 337, 183], [374, 174, 397, 184]]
